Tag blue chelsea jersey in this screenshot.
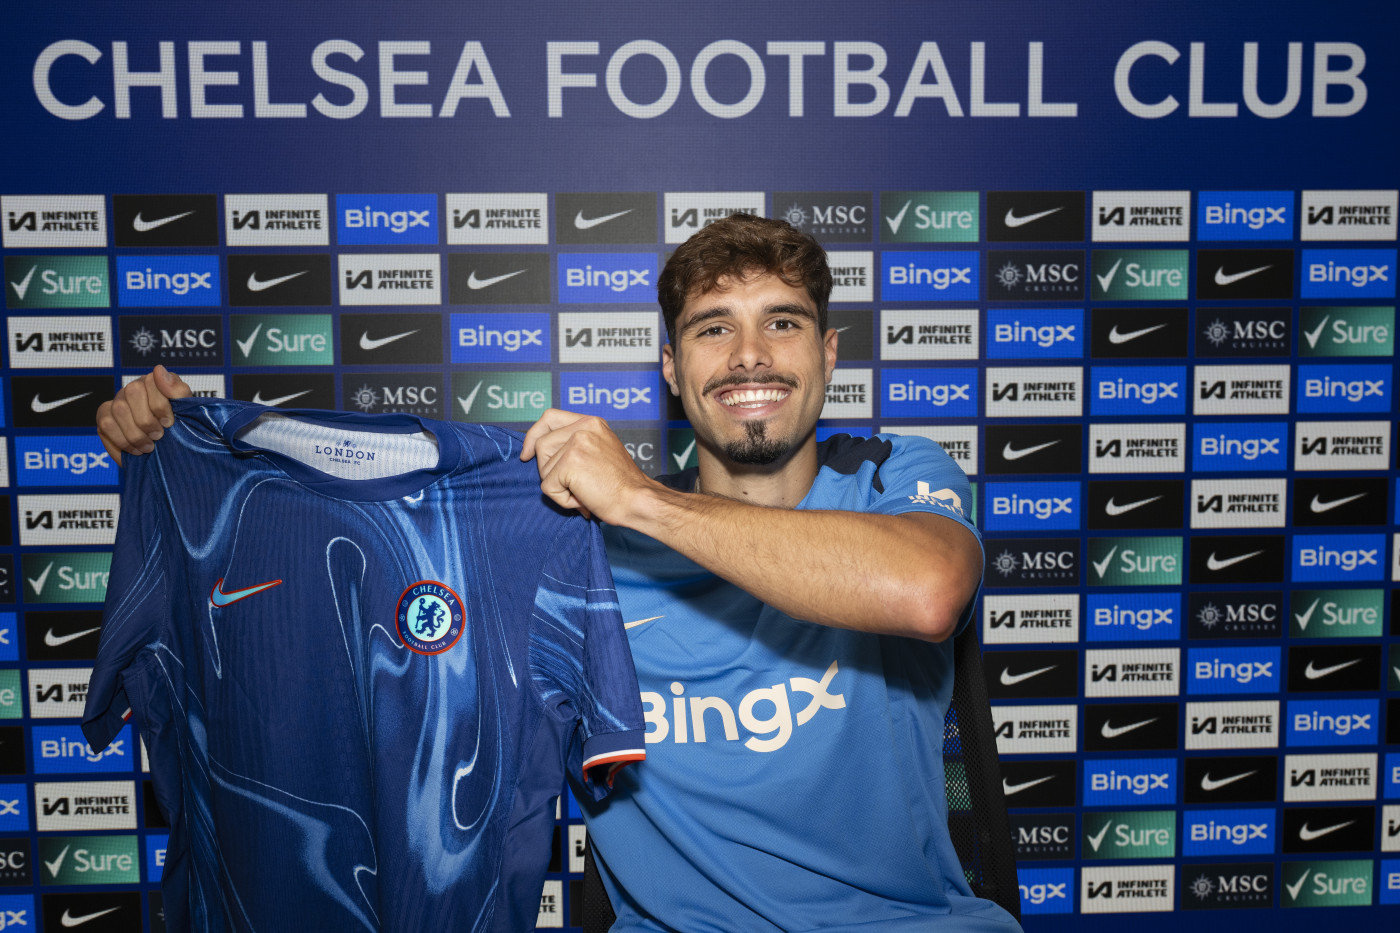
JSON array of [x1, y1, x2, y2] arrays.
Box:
[[83, 399, 645, 932], [587, 434, 1019, 933]]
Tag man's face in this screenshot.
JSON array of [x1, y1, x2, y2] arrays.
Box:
[[663, 272, 837, 467]]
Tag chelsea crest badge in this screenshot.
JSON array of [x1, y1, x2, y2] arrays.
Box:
[[396, 580, 465, 655]]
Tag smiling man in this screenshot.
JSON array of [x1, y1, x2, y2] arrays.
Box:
[[523, 214, 1014, 932], [97, 213, 1013, 932]]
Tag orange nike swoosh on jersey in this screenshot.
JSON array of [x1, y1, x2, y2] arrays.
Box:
[[209, 577, 283, 608]]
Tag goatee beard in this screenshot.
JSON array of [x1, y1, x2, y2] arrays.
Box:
[[721, 419, 791, 465]]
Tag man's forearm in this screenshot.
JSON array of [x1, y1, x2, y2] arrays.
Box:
[[618, 484, 982, 642]]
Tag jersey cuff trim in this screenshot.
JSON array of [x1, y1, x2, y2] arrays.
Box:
[[582, 730, 647, 788], [582, 749, 646, 778]]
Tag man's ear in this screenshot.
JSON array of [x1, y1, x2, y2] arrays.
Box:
[[823, 326, 839, 383], [662, 342, 680, 395]]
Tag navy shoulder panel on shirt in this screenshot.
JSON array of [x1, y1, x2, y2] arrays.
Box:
[[814, 433, 893, 492], [655, 434, 895, 493]]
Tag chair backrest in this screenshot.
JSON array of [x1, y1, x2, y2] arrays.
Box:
[[941, 623, 1022, 919], [580, 624, 1022, 930]]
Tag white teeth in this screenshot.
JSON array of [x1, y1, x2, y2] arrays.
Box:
[[720, 388, 787, 407]]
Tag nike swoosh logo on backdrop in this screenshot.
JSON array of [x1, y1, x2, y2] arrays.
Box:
[[133, 211, 193, 232], [359, 330, 417, 351], [1310, 493, 1364, 513], [1200, 770, 1255, 791], [1298, 820, 1353, 842], [246, 270, 307, 292], [1002, 440, 1058, 461], [1104, 496, 1161, 516], [999, 665, 1055, 686], [1214, 265, 1271, 286], [61, 907, 121, 928], [45, 627, 101, 647], [1206, 550, 1262, 571], [575, 210, 631, 230], [31, 392, 91, 413], [467, 269, 526, 290], [251, 390, 309, 407], [1100, 718, 1155, 739], [1108, 323, 1166, 344], [1304, 658, 1360, 680], [1002, 775, 1053, 796], [1004, 207, 1062, 228]]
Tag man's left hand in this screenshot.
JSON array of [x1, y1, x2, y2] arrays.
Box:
[[521, 409, 656, 523]]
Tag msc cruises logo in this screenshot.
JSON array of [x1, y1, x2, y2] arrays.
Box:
[[774, 192, 871, 241]]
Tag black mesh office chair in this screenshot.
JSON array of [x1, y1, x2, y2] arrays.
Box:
[[579, 624, 1022, 930]]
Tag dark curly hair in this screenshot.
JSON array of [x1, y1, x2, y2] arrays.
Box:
[[657, 213, 832, 342]]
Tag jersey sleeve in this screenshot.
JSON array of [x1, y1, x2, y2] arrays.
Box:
[[529, 520, 646, 801], [871, 434, 983, 637], [82, 452, 171, 751]]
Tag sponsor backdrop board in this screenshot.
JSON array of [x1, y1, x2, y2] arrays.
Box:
[[2, 1, 1399, 929]]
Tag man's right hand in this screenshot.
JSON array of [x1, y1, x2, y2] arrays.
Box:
[[95, 365, 192, 466]]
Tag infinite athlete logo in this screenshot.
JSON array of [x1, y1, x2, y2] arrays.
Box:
[[396, 580, 465, 655]]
